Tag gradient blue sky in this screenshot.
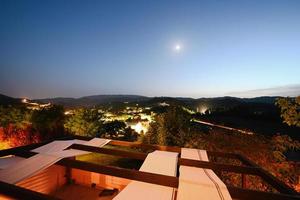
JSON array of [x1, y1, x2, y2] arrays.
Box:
[[0, 0, 299, 99]]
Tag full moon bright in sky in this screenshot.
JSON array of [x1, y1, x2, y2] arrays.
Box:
[[174, 44, 181, 52]]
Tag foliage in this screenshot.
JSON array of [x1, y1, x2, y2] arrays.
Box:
[[0, 140, 11, 150], [0, 106, 41, 149], [276, 96, 300, 127], [0, 105, 65, 149], [0, 106, 30, 132], [184, 130, 300, 191], [64, 108, 102, 137], [271, 134, 300, 161], [101, 120, 126, 138], [31, 105, 65, 139], [0, 124, 40, 150], [147, 106, 192, 146], [121, 127, 138, 141], [101, 120, 138, 141]]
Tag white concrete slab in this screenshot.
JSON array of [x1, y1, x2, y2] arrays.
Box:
[[113, 150, 178, 200], [177, 148, 232, 200]]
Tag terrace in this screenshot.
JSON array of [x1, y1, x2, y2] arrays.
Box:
[[0, 136, 299, 200]]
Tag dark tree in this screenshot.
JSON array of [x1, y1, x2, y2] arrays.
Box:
[[147, 106, 192, 146], [101, 120, 126, 138], [31, 105, 65, 139]]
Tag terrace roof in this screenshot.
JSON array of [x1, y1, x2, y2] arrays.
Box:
[[0, 136, 299, 200]]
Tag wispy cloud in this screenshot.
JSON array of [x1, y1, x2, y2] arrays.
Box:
[[227, 84, 300, 98]]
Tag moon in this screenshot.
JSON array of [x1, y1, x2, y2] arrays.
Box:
[[174, 44, 181, 51]]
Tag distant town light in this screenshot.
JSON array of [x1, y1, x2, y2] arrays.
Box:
[[131, 122, 148, 134], [40, 103, 51, 108], [64, 111, 72, 115], [159, 102, 170, 107], [197, 106, 208, 114]]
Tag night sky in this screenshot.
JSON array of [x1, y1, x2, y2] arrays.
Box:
[[0, 0, 299, 99]]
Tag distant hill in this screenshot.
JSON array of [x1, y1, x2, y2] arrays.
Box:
[[242, 96, 280, 104], [148, 97, 187, 106], [0, 94, 21, 105], [191, 96, 280, 111], [35, 95, 281, 110], [0, 93, 281, 109], [35, 95, 150, 108], [192, 96, 243, 111]]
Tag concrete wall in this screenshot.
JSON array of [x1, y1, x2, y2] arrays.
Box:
[[16, 165, 67, 194], [71, 168, 131, 190]]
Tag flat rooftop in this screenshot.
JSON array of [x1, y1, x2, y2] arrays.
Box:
[[0, 136, 299, 200]]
